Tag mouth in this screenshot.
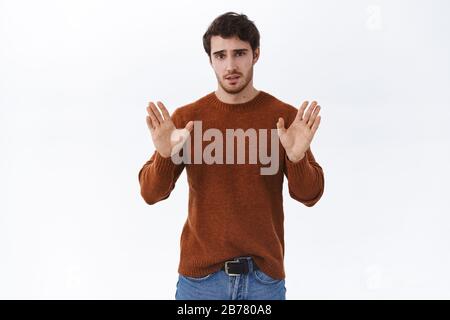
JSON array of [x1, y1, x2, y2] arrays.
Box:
[[225, 75, 241, 83]]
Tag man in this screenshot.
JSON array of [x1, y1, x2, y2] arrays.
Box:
[[139, 12, 324, 300]]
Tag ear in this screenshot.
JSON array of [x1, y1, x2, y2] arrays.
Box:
[[253, 47, 260, 64]]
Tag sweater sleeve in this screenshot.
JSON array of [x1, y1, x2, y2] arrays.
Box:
[[283, 146, 325, 207], [138, 107, 186, 205], [138, 150, 185, 205]]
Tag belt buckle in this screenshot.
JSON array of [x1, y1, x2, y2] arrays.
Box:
[[224, 259, 241, 276]]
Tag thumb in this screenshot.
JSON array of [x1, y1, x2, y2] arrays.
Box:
[[185, 120, 194, 132], [276, 117, 286, 137]]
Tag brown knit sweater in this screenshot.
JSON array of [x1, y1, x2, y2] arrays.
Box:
[[138, 90, 325, 280]]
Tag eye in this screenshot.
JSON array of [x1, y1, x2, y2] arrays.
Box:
[[216, 54, 225, 60], [236, 51, 246, 56]]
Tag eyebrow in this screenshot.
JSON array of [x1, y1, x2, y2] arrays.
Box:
[[212, 48, 249, 55]]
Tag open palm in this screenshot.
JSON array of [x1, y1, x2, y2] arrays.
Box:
[[146, 101, 193, 158], [276, 100, 321, 162]]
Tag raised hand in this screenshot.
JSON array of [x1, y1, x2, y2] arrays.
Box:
[[276, 100, 321, 163], [146, 101, 194, 158]]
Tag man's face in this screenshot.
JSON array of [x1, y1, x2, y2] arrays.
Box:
[[209, 35, 259, 94]]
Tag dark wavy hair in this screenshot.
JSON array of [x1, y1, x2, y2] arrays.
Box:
[[202, 12, 260, 60]]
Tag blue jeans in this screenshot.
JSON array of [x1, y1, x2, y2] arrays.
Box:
[[175, 256, 286, 300]]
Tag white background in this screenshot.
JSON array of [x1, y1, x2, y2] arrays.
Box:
[[1, 0, 449, 299]]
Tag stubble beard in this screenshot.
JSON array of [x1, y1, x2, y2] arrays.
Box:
[[217, 67, 253, 95]]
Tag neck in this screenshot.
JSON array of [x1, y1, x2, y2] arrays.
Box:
[[215, 81, 259, 104]]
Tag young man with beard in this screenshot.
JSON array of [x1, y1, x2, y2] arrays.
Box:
[[139, 12, 325, 300]]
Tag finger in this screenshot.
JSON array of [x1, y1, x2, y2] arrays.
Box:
[[185, 120, 194, 132], [156, 101, 171, 121], [295, 101, 309, 121], [147, 105, 160, 127], [307, 104, 321, 128], [149, 102, 164, 124], [311, 115, 321, 135], [148, 102, 163, 124], [276, 117, 286, 136], [146, 115, 155, 131], [303, 101, 318, 124]]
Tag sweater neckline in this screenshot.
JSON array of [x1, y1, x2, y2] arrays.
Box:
[[205, 89, 268, 112]]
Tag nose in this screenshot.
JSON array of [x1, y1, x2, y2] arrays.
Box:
[[225, 55, 238, 74]]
